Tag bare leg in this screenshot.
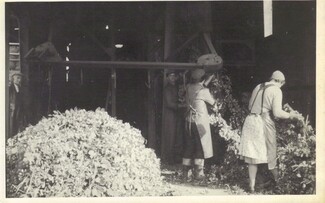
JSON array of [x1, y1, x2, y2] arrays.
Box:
[[248, 164, 258, 192]]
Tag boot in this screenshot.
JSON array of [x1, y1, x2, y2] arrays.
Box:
[[270, 168, 281, 194], [182, 165, 192, 182], [272, 179, 281, 194], [194, 165, 205, 181]]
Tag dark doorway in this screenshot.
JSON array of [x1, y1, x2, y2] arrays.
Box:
[[116, 69, 148, 139]]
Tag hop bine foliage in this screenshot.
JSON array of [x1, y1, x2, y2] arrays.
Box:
[[6, 108, 173, 197]]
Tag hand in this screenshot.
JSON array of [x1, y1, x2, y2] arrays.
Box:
[[207, 74, 215, 82], [204, 74, 215, 86], [289, 111, 303, 120], [212, 103, 219, 113]]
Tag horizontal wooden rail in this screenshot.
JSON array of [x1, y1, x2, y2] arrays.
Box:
[[28, 60, 223, 71]]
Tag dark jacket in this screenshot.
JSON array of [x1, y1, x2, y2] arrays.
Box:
[[9, 84, 24, 139]]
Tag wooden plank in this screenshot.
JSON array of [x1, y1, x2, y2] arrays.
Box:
[[31, 60, 222, 71], [147, 70, 156, 149], [203, 32, 217, 54], [263, 0, 273, 37], [160, 2, 176, 159], [111, 68, 116, 117]]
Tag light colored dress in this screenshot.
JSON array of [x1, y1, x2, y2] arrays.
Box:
[[186, 83, 215, 159], [239, 82, 281, 169]]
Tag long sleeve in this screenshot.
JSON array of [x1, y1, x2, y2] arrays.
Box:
[[198, 88, 215, 106], [271, 88, 290, 119], [164, 86, 178, 110]]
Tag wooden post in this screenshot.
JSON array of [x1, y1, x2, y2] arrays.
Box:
[[108, 13, 116, 117], [160, 2, 176, 156], [11, 10, 32, 127], [111, 68, 116, 117], [48, 66, 53, 114], [147, 69, 156, 149], [5, 7, 10, 140], [263, 0, 273, 37]]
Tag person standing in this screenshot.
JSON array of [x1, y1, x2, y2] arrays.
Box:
[[8, 71, 25, 139], [161, 70, 185, 164], [238, 70, 302, 193], [182, 68, 217, 181]]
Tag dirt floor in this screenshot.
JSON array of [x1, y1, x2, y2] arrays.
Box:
[[161, 164, 241, 196], [161, 162, 280, 196]]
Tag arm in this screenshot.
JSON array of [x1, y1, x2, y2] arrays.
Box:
[[203, 74, 215, 87], [164, 87, 178, 110], [200, 88, 216, 106], [272, 88, 290, 119]]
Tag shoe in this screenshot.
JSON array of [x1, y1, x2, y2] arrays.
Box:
[[194, 165, 205, 181], [273, 185, 281, 194], [182, 165, 191, 182], [259, 179, 273, 189]]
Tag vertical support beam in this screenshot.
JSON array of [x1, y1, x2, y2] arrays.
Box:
[[106, 11, 117, 116], [47, 66, 53, 114], [5, 5, 10, 140], [164, 3, 176, 62], [263, 0, 273, 37], [147, 69, 156, 149], [19, 15, 30, 121], [161, 2, 176, 155], [111, 68, 116, 117]]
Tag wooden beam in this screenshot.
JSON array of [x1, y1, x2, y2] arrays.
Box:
[[165, 31, 200, 61], [203, 32, 217, 54], [263, 0, 273, 37], [30, 60, 222, 71], [111, 68, 116, 117]]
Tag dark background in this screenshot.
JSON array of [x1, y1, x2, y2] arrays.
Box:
[[6, 1, 316, 135]]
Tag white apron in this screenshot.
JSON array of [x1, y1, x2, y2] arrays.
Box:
[[186, 83, 215, 159]]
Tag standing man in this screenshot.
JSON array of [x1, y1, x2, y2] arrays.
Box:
[[161, 70, 185, 164], [8, 71, 25, 139], [182, 68, 217, 181], [239, 70, 302, 193]]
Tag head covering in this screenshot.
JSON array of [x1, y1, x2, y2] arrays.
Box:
[[270, 70, 285, 81], [191, 68, 205, 80], [10, 70, 23, 78], [166, 69, 177, 76]]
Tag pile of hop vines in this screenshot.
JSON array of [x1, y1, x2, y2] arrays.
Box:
[[6, 108, 173, 197], [275, 104, 316, 194]]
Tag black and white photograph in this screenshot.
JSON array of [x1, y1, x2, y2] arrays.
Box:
[[1, 0, 324, 202]]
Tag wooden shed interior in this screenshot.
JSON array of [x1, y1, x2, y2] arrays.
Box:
[[6, 1, 316, 153]]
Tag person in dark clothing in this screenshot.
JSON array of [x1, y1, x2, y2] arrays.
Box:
[[8, 71, 25, 139], [161, 70, 186, 164]]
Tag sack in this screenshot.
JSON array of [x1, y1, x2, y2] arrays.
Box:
[[238, 114, 267, 161]]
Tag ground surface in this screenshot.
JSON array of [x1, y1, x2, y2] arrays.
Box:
[[161, 164, 244, 196]]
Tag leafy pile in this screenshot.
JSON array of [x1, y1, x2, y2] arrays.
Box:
[[207, 72, 249, 186], [6, 108, 172, 197], [276, 110, 316, 194]]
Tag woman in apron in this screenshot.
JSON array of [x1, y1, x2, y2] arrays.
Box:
[[182, 68, 217, 181], [239, 70, 302, 193]]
